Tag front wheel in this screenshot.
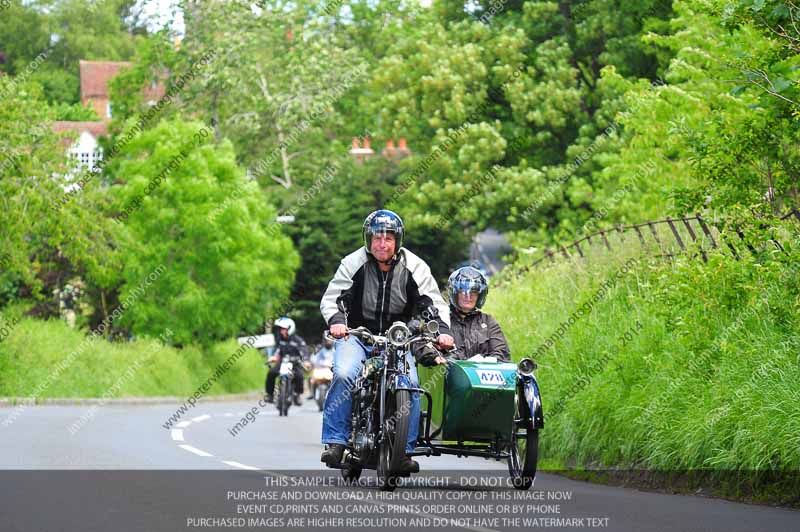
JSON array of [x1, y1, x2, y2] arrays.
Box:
[[316, 383, 329, 412], [377, 389, 410, 492], [508, 392, 538, 490], [278, 377, 290, 417]]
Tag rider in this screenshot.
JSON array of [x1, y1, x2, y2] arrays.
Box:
[[319, 209, 454, 472], [264, 317, 308, 405], [418, 266, 509, 366], [307, 336, 335, 399]]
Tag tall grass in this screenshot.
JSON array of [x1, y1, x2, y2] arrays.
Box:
[[0, 310, 265, 398], [488, 240, 800, 475]]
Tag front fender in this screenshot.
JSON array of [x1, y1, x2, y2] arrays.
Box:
[[518, 373, 544, 429]]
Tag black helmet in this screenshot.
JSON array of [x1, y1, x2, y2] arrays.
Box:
[[363, 209, 404, 254], [448, 266, 488, 313]]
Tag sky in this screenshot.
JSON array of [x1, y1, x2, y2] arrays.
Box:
[[139, 0, 434, 36]]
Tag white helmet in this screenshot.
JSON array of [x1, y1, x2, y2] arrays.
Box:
[[274, 316, 296, 336]]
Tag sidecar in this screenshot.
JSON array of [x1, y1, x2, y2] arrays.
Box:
[[413, 357, 544, 490]]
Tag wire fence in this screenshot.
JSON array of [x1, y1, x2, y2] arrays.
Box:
[[497, 209, 800, 287]]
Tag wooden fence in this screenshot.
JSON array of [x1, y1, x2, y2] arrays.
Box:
[[497, 209, 800, 286]]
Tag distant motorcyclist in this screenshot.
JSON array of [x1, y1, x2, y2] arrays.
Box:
[[265, 317, 308, 405], [419, 266, 509, 366], [319, 209, 454, 472], [307, 337, 334, 399]]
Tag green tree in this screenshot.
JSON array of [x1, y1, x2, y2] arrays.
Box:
[[0, 78, 118, 314], [105, 118, 299, 345]]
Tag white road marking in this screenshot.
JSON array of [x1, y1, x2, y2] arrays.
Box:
[[223, 413, 234, 417], [180, 444, 213, 457], [223, 460, 259, 471], [192, 414, 211, 423], [176, 420, 192, 428], [171, 429, 184, 441]]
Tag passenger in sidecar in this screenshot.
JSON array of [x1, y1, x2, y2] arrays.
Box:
[[417, 265, 509, 366]]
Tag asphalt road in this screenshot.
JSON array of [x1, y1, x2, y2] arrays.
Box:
[[470, 229, 511, 276], [1, 399, 797, 532]]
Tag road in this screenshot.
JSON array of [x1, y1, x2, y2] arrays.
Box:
[[470, 229, 511, 276], [1, 399, 797, 532]]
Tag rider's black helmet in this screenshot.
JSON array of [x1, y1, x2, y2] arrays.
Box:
[[448, 266, 488, 313], [363, 209, 404, 254]]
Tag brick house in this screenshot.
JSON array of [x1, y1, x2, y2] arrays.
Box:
[[55, 60, 165, 176]]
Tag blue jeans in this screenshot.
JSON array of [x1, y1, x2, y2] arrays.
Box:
[[321, 336, 420, 454]]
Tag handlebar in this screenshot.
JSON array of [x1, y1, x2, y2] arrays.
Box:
[[325, 324, 449, 350]]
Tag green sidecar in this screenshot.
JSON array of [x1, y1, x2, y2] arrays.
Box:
[[413, 357, 544, 490]]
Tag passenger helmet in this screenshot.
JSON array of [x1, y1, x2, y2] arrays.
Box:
[[448, 266, 488, 312], [363, 209, 404, 255]]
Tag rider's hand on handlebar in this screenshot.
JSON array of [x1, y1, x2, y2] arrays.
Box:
[[330, 324, 348, 339], [433, 355, 448, 365], [436, 334, 454, 350]]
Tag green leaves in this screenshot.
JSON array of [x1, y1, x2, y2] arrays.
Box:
[[107, 118, 299, 345]]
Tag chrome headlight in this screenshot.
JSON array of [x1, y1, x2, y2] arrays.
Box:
[[425, 320, 439, 335], [387, 322, 411, 347], [518, 358, 537, 376]]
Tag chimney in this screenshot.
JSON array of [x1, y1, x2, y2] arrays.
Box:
[[349, 136, 374, 163], [382, 136, 411, 160]]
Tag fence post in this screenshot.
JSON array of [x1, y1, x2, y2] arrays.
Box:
[[681, 216, 707, 262], [600, 230, 611, 250], [647, 222, 663, 251], [634, 225, 646, 247], [696, 214, 718, 248], [666, 217, 686, 252]]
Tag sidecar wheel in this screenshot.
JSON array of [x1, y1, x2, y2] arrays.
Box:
[[508, 390, 538, 490], [508, 428, 538, 490]]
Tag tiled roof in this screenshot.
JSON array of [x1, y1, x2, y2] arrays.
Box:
[[51, 121, 109, 146], [79, 60, 132, 99]]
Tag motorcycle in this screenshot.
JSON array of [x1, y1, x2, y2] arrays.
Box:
[[310, 361, 333, 412], [325, 318, 443, 491], [276, 352, 304, 417]]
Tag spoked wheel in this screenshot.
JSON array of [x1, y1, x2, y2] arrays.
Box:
[[278, 378, 290, 417], [377, 390, 410, 492], [508, 391, 538, 490], [316, 383, 329, 412]]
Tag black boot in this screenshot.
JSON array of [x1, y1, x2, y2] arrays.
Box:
[[399, 457, 419, 474], [264, 393, 274, 404], [320, 444, 345, 467]]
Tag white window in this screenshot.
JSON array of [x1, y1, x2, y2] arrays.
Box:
[[106, 101, 112, 118]]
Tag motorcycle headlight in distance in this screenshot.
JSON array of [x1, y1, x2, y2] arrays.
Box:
[[518, 358, 537, 376], [387, 322, 411, 347]]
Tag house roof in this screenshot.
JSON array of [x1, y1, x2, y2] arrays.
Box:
[[79, 60, 132, 99], [51, 121, 109, 147]]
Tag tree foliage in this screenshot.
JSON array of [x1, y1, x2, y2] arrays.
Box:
[[105, 119, 299, 345]]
